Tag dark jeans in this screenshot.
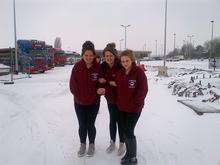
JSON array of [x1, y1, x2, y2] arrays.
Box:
[[107, 103, 125, 143], [74, 103, 99, 144], [119, 111, 141, 139]]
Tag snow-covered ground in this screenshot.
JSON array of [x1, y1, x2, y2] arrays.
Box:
[[144, 59, 213, 70], [143, 59, 220, 111], [0, 61, 220, 165]]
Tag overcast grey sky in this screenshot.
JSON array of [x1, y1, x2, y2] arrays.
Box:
[[0, 0, 219, 55]]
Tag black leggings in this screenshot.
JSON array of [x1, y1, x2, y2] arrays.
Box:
[[74, 103, 99, 144], [107, 103, 125, 143], [119, 111, 141, 139]]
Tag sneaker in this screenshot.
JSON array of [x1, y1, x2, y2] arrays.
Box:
[[117, 142, 126, 156], [106, 140, 116, 153], [87, 143, 95, 157], [77, 143, 86, 157]]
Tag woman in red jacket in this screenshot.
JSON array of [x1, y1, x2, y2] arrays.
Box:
[[114, 49, 148, 165], [69, 41, 100, 157], [98, 43, 125, 156]]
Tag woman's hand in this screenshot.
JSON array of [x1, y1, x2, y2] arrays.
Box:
[[109, 81, 117, 86], [98, 78, 106, 84], [97, 88, 106, 95]]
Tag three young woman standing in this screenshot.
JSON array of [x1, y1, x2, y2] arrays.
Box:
[[70, 41, 148, 164]]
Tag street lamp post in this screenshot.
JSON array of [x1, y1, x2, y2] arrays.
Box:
[[183, 39, 187, 58], [187, 35, 194, 58], [173, 33, 176, 51], [158, 0, 168, 76], [163, 0, 168, 67], [187, 35, 194, 44], [210, 20, 216, 71], [121, 24, 131, 49], [13, 0, 18, 73], [210, 20, 214, 58]]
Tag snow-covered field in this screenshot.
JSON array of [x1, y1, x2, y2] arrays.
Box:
[[0, 60, 220, 165], [143, 59, 220, 111], [144, 59, 212, 70]]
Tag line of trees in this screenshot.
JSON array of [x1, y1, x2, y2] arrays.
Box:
[[167, 37, 220, 59]]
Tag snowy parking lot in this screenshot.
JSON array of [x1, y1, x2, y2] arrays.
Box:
[[0, 60, 220, 165]]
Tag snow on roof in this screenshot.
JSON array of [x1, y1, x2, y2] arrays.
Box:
[[0, 64, 10, 69]]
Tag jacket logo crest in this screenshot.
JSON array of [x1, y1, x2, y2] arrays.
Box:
[[128, 80, 136, 88], [91, 73, 98, 81]]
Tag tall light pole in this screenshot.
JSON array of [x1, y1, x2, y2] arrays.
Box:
[[183, 39, 187, 58], [163, 0, 168, 67], [160, 44, 164, 57], [187, 35, 194, 44], [173, 33, 176, 51], [121, 24, 131, 49], [187, 35, 194, 58], [119, 39, 124, 51], [13, 0, 18, 73], [210, 20, 214, 58], [155, 40, 158, 56]]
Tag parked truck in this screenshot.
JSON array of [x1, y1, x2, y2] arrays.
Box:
[[53, 48, 67, 66], [17, 40, 48, 73]]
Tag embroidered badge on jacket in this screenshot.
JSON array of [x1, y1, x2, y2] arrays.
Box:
[[128, 80, 136, 88], [91, 73, 98, 81]]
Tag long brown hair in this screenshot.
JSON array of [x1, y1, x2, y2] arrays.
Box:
[[120, 49, 135, 62]]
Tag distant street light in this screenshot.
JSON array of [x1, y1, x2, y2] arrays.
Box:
[[187, 35, 194, 58], [173, 33, 176, 51], [210, 20, 216, 71], [163, 0, 168, 67], [157, 0, 168, 76], [13, 0, 18, 73], [183, 40, 187, 57], [187, 35, 194, 44], [210, 20, 214, 58], [121, 24, 131, 49]]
